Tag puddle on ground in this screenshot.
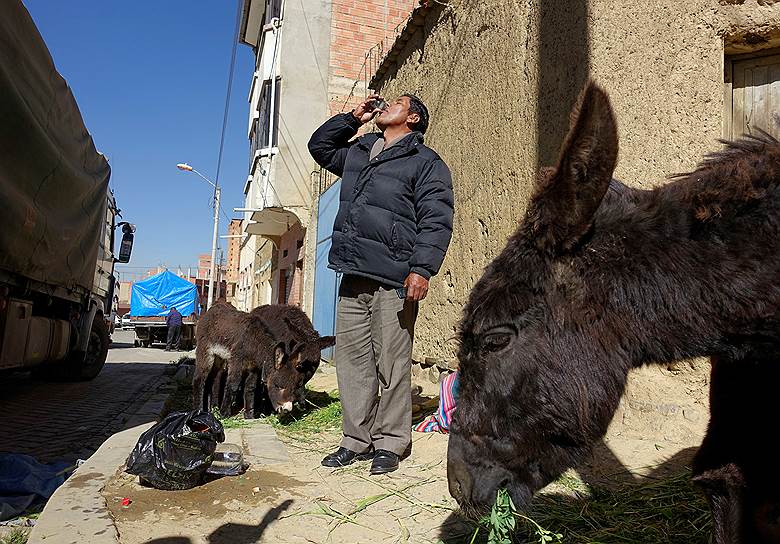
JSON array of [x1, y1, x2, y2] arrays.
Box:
[[105, 469, 310, 523], [66, 472, 104, 489]]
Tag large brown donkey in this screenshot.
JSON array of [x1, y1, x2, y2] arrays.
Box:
[[448, 83, 780, 543]]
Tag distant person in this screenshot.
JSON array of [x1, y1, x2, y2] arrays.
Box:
[[109, 293, 119, 335], [165, 306, 183, 351]]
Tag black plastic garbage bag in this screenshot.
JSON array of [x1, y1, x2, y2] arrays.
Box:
[[125, 411, 225, 490]]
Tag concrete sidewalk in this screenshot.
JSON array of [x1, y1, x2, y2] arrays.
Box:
[[28, 419, 289, 544]]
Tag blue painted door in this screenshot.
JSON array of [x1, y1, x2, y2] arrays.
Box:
[[312, 179, 341, 362]]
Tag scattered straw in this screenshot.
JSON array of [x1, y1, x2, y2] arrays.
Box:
[[522, 471, 712, 543]]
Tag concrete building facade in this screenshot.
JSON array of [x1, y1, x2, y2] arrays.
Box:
[[236, 0, 415, 313], [369, 0, 780, 466], [238, 0, 330, 314]]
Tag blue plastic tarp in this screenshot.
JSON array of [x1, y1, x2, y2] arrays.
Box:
[[0, 453, 72, 521], [130, 270, 199, 317]]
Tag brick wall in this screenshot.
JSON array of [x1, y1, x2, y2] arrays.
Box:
[[197, 253, 211, 280], [226, 219, 241, 283], [329, 0, 417, 116], [275, 222, 306, 306]]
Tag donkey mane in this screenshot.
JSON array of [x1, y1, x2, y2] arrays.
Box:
[[671, 129, 780, 221]]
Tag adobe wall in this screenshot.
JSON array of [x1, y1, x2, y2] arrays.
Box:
[[376, 0, 780, 456]]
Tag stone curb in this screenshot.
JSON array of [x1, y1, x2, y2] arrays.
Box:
[[28, 422, 154, 544], [27, 377, 174, 544], [27, 382, 290, 544]]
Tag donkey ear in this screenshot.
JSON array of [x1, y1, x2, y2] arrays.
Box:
[[529, 82, 618, 252], [283, 316, 307, 338], [274, 343, 286, 369], [318, 336, 336, 350]]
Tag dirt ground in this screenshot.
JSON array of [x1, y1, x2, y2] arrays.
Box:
[[105, 370, 467, 544], [105, 367, 705, 544]]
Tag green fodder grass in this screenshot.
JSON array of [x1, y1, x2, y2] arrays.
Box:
[[0, 529, 29, 544], [457, 471, 711, 544], [212, 408, 255, 429], [165, 378, 341, 435], [264, 389, 342, 436]]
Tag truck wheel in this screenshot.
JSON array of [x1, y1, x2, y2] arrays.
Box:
[[32, 317, 109, 381], [76, 317, 110, 380]]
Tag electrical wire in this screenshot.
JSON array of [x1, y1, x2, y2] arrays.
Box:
[[213, 0, 243, 198]]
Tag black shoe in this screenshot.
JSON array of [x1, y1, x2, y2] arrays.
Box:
[[321, 447, 374, 468], [370, 449, 399, 475]]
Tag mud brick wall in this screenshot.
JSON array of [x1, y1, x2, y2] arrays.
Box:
[[328, 0, 416, 116]]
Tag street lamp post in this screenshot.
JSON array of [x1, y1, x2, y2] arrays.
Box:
[[176, 163, 221, 311]]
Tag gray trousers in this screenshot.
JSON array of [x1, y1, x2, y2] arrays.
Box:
[[166, 324, 181, 350], [336, 275, 417, 456]]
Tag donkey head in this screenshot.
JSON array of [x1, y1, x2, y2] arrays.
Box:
[[286, 333, 336, 403], [448, 83, 622, 514], [264, 333, 335, 414]]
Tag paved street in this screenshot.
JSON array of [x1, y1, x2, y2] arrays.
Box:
[[0, 330, 182, 464]]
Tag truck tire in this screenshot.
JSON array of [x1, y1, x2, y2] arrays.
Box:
[[32, 316, 109, 381], [76, 316, 110, 380]]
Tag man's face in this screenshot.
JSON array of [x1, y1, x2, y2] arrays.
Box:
[[376, 96, 419, 131]]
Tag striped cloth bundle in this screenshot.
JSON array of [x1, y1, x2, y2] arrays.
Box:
[[412, 371, 459, 434]]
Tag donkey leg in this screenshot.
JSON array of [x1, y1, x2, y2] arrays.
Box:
[[692, 355, 746, 543], [693, 353, 780, 543], [209, 364, 224, 412], [220, 364, 243, 417], [192, 344, 210, 411], [693, 464, 745, 544], [243, 369, 260, 419]]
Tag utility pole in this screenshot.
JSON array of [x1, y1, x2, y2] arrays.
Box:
[[176, 162, 220, 311]]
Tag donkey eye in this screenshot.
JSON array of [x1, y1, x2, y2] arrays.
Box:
[[479, 326, 516, 353]]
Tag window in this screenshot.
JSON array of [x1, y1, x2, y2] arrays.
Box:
[[254, 77, 281, 150], [726, 50, 780, 140], [277, 267, 292, 304], [265, 0, 282, 25]]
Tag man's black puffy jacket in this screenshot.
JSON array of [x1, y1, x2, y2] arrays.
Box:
[[308, 113, 454, 287]]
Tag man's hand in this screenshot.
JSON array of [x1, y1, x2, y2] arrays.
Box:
[[352, 94, 384, 124], [403, 272, 429, 302]]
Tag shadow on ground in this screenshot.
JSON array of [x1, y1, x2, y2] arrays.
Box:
[[142, 499, 293, 544], [0, 362, 171, 463], [436, 445, 710, 544]]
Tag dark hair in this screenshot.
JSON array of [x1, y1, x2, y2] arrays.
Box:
[[402, 93, 429, 134]]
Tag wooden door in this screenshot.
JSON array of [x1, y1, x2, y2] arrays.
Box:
[[729, 53, 780, 139]]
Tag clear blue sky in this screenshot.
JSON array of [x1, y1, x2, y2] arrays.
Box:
[[24, 1, 255, 280]]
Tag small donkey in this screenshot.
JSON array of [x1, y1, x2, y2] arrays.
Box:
[[193, 302, 335, 418], [447, 83, 779, 543]]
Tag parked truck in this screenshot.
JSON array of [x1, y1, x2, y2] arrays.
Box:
[[130, 271, 199, 350], [0, 1, 134, 380]]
